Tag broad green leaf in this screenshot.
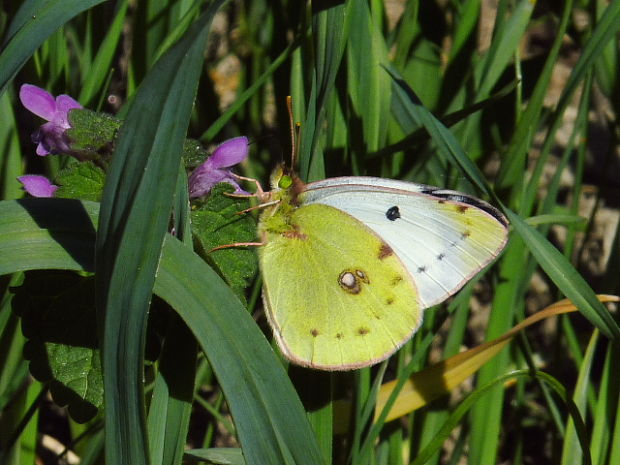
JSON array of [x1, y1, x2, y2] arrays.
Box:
[[190, 184, 258, 299], [54, 161, 106, 202], [66, 108, 121, 158], [0, 199, 97, 276], [147, 315, 196, 465], [13, 271, 101, 422]]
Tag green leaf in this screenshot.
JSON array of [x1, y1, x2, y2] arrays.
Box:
[[346, 0, 391, 153], [66, 108, 121, 160], [147, 314, 196, 465], [562, 331, 599, 465], [296, 3, 347, 181], [12, 271, 102, 423], [0, 199, 97, 276], [506, 210, 620, 340], [0, 91, 23, 200], [0, 0, 109, 96], [78, 0, 128, 106], [385, 63, 492, 195], [182, 138, 210, 169], [412, 370, 591, 465], [54, 161, 106, 202], [157, 236, 324, 465], [184, 448, 245, 465], [191, 184, 258, 299], [495, 0, 574, 188], [0, 198, 325, 465], [93, 3, 227, 464]]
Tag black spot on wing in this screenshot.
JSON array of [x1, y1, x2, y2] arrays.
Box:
[[386, 206, 401, 221]]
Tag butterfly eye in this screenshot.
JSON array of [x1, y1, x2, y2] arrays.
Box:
[[385, 206, 400, 221], [279, 175, 293, 189]]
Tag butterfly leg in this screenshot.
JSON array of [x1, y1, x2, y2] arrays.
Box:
[[209, 241, 265, 253], [229, 173, 267, 199], [236, 199, 281, 216]]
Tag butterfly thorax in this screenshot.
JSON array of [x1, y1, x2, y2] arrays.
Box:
[[258, 167, 307, 241]]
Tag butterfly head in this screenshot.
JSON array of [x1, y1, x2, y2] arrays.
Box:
[[269, 165, 290, 190], [268, 165, 305, 203]]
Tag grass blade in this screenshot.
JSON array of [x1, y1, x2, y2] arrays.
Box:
[[94, 3, 226, 464], [0, 0, 109, 95], [78, 0, 128, 106], [506, 210, 620, 340]]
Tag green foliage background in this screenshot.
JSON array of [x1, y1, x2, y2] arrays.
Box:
[[1, 1, 620, 464]]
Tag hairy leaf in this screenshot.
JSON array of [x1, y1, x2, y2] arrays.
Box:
[[55, 161, 106, 202], [12, 271, 102, 422], [191, 184, 258, 298]]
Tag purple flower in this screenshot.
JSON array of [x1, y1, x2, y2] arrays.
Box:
[[19, 84, 82, 156], [188, 136, 249, 198], [17, 175, 58, 198]]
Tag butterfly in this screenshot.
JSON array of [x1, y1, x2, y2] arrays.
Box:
[[254, 167, 509, 371]]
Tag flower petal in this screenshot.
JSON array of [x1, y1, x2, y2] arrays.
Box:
[[55, 94, 83, 128], [20, 84, 56, 121], [208, 136, 249, 168], [188, 167, 226, 198], [35, 143, 50, 156], [17, 175, 58, 197], [55, 94, 82, 113], [32, 122, 68, 156]]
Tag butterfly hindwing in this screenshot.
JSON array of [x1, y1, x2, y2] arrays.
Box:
[[301, 177, 508, 308], [259, 203, 422, 370]]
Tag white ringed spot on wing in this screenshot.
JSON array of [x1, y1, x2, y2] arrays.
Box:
[[338, 268, 370, 294]]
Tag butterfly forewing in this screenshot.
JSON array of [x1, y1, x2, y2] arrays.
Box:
[[301, 177, 508, 309]]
